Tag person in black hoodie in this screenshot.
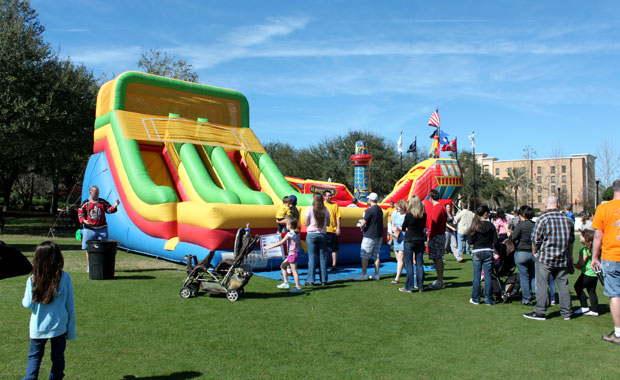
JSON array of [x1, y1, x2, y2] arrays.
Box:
[[507, 205, 537, 305], [400, 196, 427, 292], [468, 205, 499, 305]]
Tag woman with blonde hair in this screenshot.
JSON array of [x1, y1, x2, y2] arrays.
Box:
[[304, 193, 330, 286], [390, 200, 407, 284], [399, 196, 427, 292]]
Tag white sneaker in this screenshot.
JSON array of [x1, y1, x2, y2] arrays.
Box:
[[277, 283, 290, 289], [429, 280, 445, 289], [574, 307, 590, 315], [469, 298, 480, 305], [354, 274, 369, 281], [370, 274, 380, 281], [584, 311, 599, 316]]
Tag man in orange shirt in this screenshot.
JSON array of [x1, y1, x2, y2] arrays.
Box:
[[591, 179, 620, 345]]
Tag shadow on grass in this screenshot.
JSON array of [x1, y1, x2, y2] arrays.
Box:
[[112, 275, 157, 280], [117, 268, 181, 273], [121, 371, 202, 380], [8, 243, 82, 254]]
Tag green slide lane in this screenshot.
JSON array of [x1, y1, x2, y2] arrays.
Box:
[[204, 146, 273, 205], [251, 152, 313, 206], [178, 143, 241, 204], [96, 112, 178, 205]]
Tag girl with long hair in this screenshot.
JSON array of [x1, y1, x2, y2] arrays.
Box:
[[400, 196, 427, 292], [304, 193, 330, 286], [574, 229, 600, 316], [468, 205, 498, 305], [507, 205, 537, 305], [390, 200, 407, 284], [22, 241, 76, 379]]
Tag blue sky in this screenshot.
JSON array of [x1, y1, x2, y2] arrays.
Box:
[[31, 0, 620, 162]]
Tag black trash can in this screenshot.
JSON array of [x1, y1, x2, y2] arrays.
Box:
[[87, 240, 118, 280]]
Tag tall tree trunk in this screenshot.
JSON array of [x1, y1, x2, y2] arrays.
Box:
[[1, 173, 17, 211]]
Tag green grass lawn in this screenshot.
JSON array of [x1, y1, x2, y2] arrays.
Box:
[[1, 216, 620, 379]]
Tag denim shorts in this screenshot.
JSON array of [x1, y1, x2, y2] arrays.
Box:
[[428, 235, 446, 260], [360, 237, 382, 260], [602, 260, 620, 298], [82, 227, 109, 249]]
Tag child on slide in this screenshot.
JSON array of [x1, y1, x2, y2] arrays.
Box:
[[265, 218, 303, 293]]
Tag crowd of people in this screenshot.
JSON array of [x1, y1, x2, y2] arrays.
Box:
[[19, 181, 620, 377]]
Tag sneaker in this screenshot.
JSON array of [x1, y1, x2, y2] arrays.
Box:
[[429, 280, 445, 289], [469, 298, 480, 305], [277, 283, 290, 289], [289, 287, 303, 293], [602, 331, 620, 345], [304, 282, 314, 286], [521, 300, 535, 306], [370, 274, 380, 281], [563, 315, 572, 320], [574, 307, 590, 315], [399, 287, 413, 293], [523, 312, 546, 321], [584, 311, 599, 317], [353, 274, 368, 281], [550, 300, 557, 305]]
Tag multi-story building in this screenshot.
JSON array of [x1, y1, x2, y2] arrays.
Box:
[[476, 153, 596, 213]]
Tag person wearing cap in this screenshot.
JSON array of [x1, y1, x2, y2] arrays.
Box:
[[354, 192, 384, 281], [288, 195, 299, 221], [275, 196, 291, 232]]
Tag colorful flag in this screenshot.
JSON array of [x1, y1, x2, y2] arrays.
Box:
[[407, 137, 417, 153], [397, 130, 403, 153], [441, 138, 457, 152], [468, 131, 475, 150], [428, 109, 440, 127]]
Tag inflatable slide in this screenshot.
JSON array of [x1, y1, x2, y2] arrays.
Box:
[[82, 72, 393, 268]]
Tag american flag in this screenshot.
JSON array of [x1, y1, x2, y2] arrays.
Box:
[[428, 109, 440, 127]]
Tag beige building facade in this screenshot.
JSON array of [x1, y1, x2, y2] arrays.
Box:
[[476, 153, 596, 213]]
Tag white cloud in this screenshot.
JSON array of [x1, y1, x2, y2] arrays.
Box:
[[67, 46, 142, 65]]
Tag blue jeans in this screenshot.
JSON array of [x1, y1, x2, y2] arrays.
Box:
[[306, 233, 327, 283], [514, 251, 536, 302], [549, 273, 557, 303], [404, 242, 425, 291], [457, 232, 471, 255], [23, 334, 66, 380], [472, 249, 494, 304]]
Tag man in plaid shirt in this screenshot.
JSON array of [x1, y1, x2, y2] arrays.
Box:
[[524, 195, 575, 321]]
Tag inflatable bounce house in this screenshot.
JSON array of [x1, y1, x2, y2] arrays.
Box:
[[82, 72, 462, 269]]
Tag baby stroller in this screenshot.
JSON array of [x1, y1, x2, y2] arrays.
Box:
[[491, 238, 521, 303], [180, 228, 259, 302]]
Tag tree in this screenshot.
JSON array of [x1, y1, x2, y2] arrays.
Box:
[[505, 167, 530, 210], [595, 140, 620, 188], [137, 49, 199, 82], [522, 145, 537, 206], [602, 186, 614, 202], [0, 0, 53, 210]]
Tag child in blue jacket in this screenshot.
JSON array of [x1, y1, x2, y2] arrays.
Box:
[[22, 241, 76, 380]]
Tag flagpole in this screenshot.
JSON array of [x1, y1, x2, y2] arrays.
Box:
[[472, 131, 477, 210]]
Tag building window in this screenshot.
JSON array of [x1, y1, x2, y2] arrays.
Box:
[[537, 176, 542, 183], [537, 186, 542, 193], [538, 196, 542, 203], [551, 176, 556, 183], [537, 166, 542, 174], [562, 175, 566, 183], [495, 168, 499, 175], [551, 166, 556, 174], [562, 165, 566, 173]]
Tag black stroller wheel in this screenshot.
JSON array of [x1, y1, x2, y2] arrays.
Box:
[[188, 283, 198, 295], [179, 287, 192, 299], [226, 290, 239, 302]]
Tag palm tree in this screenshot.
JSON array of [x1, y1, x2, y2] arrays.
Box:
[[505, 167, 530, 209]]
